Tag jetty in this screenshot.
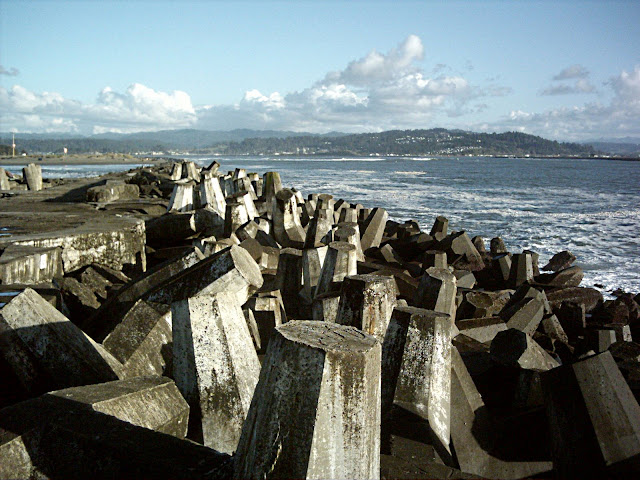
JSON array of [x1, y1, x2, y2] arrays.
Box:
[[1, 160, 639, 479]]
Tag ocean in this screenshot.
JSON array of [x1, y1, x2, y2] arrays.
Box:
[[3, 156, 639, 296]]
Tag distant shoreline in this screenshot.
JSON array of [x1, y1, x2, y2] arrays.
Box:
[[1, 153, 638, 166]]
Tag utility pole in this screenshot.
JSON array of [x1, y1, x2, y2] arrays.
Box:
[[12, 133, 15, 157]]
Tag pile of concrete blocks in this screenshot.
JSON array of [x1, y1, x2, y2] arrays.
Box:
[[1, 160, 639, 479]]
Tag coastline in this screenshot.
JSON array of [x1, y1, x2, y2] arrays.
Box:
[[0, 153, 163, 166]]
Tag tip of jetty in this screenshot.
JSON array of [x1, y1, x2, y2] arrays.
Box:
[[1, 159, 639, 479]]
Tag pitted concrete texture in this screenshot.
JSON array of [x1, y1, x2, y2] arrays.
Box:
[[234, 320, 381, 479]]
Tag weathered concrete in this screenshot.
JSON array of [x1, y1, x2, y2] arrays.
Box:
[[167, 180, 196, 212], [275, 247, 304, 317], [440, 231, 485, 272], [450, 347, 553, 479], [457, 316, 508, 344], [414, 267, 457, 323], [312, 291, 342, 323], [148, 245, 263, 308], [224, 200, 250, 237], [490, 328, 560, 371], [9, 216, 146, 274], [542, 351, 640, 477], [457, 290, 512, 320], [429, 215, 448, 241], [146, 212, 197, 247], [360, 207, 389, 251], [22, 163, 43, 191], [335, 222, 365, 262], [0, 244, 63, 285], [0, 167, 10, 190], [273, 189, 306, 248], [172, 291, 260, 454], [315, 241, 358, 298], [421, 250, 447, 270], [246, 294, 285, 354], [0, 288, 122, 395], [508, 252, 534, 288], [382, 306, 452, 455], [86, 181, 139, 203], [263, 171, 283, 220], [301, 245, 328, 302], [304, 208, 334, 248], [500, 296, 546, 335], [234, 320, 381, 480], [103, 299, 172, 378], [336, 274, 397, 343], [199, 171, 226, 216]]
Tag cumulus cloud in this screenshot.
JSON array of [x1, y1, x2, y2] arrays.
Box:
[[0, 83, 196, 133], [553, 64, 590, 80], [0, 65, 19, 76], [484, 65, 640, 140]]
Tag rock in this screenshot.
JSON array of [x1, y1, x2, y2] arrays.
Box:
[[335, 274, 397, 342], [361, 207, 389, 251], [0, 245, 63, 284], [542, 351, 640, 477], [546, 286, 603, 312], [22, 163, 43, 191], [542, 250, 576, 272], [382, 306, 452, 456], [490, 328, 560, 371], [172, 291, 260, 454], [86, 181, 139, 203], [0, 288, 121, 396], [102, 299, 172, 378], [234, 321, 381, 479]]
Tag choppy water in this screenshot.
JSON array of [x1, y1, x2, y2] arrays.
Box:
[[3, 156, 639, 296]]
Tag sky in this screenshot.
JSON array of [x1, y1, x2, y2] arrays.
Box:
[[1, 0, 639, 141]]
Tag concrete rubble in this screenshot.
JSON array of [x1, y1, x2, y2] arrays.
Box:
[[1, 158, 638, 479]]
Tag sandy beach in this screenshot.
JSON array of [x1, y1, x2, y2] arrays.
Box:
[[0, 153, 165, 166]]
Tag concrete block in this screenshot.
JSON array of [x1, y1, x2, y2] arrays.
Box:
[[304, 208, 333, 248], [315, 241, 358, 298], [199, 171, 226, 216], [450, 347, 553, 479], [86, 181, 139, 203], [169, 161, 183, 180], [490, 328, 560, 371], [22, 163, 43, 191], [336, 274, 397, 342], [275, 247, 304, 317], [586, 328, 618, 353], [541, 313, 570, 344], [0, 245, 63, 285], [508, 252, 534, 288], [440, 231, 485, 272], [500, 296, 545, 335], [246, 294, 284, 354], [429, 215, 448, 240], [547, 286, 603, 312], [0, 167, 10, 190], [414, 267, 457, 324], [312, 291, 342, 322], [172, 291, 260, 454], [542, 250, 576, 272], [146, 212, 197, 248], [457, 316, 508, 344], [234, 320, 381, 479], [454, 269, 476, 289], [103, 299, 172, 378], [167, 180, 196, 212], [457, 290, 511, 320], [263, 171, 283, 220], [335, 222, 365, 262], [492, 253, 512, 284], [420, 250, 447, 270], [382, 306, 452, 454], [0, 288, 122, 395], [361, 207, 388, 251], [243, 307, 261, 351], [301, 245, 328, 302], [148, 245, 263, 308], [490, 237, 508, 256], [542, 351, 640, 477], [273, 189, 306, 248], [224, 200, 250, 238], [554, 301, 586, 340], [535, 265, 584, 288], [12, 216, 146, 274]]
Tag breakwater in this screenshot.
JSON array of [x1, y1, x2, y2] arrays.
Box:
[[1, 160, 639, 478]]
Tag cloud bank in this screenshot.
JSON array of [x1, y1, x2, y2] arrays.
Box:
[[1, 37, 639, 141]]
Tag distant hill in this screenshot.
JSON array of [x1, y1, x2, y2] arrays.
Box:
[[213, 129, 598, 157], [0, 129, 343, 154], [583, 141, 640, 156], [1, 128, 600, 157]]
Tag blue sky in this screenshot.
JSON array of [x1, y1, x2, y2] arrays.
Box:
[[1, 0, 639, 140]]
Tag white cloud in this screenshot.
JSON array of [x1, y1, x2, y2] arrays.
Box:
[[553, 64, 590, 80], [484, 65, 640, 140], [0, 83, 196, 133]]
